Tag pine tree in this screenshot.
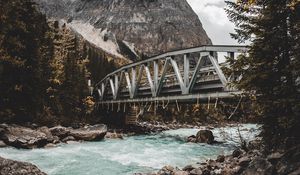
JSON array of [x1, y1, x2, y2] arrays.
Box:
[[225, 0, 300, 150], [0, 0, 50, 123]]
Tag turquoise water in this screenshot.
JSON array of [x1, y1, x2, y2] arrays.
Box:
[[0, 124, 260, 175]]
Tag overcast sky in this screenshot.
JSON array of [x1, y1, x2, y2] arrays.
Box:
[[187, 0, 238, 45]]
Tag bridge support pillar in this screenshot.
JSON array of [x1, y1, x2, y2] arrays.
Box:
[[125, 105, 140, 125]]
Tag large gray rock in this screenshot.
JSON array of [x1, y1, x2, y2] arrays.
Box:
[[69, 124, 107, 141], [0, 156, 47, 175], [33, 0, 212, 59], [2, 125, 48, 149], [49, 126, 71, 139], [195, 130, 214, 144]]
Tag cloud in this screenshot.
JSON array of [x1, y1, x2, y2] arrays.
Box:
[[186, 0, 238, 45]]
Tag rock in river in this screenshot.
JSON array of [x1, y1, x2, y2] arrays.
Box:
[[1, 125, 48, 149], [195, 130, 214, 144], [69, 124, 107, 141], [0, 156, 47, 175]]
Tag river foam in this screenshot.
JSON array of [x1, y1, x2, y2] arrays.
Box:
[[0, 124, 260, 175]]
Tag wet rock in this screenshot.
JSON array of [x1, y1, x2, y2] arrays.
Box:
[[187, 135, 196, 142], [62, 136, 75, 143], [195, 130, 214, 144], [66, 141, 80, 144], [190, 168, 203, 175], [49, 126, 70, 139], [232, 148, 243, 158], [44, 143, 56, 148], [173, 170, 188, 175], [2, 125, 48, 149], [202, 169, 211, 175], [69, 124, 107, 141], [37, 126, 54, 142], [0, 141, 6, 148], [105, 132, 124, 139], [158, 165, 175, 175], [182, 164, 201, 171], [0, 156, 47, 175], [242, 157, 273, 175], [216, 155, 225, 163], [238, 156, 251, 167]]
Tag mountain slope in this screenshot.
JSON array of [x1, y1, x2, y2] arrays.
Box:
[[34, 0, 212, 60]]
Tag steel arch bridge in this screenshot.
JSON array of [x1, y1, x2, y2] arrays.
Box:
[[91, 45, 248, 106]]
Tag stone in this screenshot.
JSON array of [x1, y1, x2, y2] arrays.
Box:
[[105, 132, 124, 139], [158, 165, 175, 175], [187, 135, 196, 142], [202, 169, 211, 175], [267, 152, 283, 164], [49, 126, 71, 139], [37, 126, 54, 142], [173, 170, 189, 175], [216, 155, 225, 162], [232, 148, 243, 158], [195, 130, 214, 144], [0, 156, 46, 175], [62, 136, 75, 143], [238, 156, 251, 167], [66, 141, 79, 144], [241, 158, 273, 175], [182, 164, 201, 171], [44, 143, 56, 148], [190, 168, 203, 175], [69, 124, 107, 141], [0, 140, 6, 148], [2, 125, 48, 149]]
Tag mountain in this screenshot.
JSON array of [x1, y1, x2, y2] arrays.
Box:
[[34, 0, 212, 61]]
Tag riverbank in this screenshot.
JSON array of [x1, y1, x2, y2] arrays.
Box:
[[0, 124, 260, 175]]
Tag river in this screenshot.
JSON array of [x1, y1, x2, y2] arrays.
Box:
[[0, 124, 260, 175]]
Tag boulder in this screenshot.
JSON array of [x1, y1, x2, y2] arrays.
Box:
[[216, 155, 225, 163], [195, 130, 214, 144], [232, 148, 243, 158], [69, 124, 107, 141], [0, 141, 6, 148], [158, 165, 175, 175], [190, 168, 203, 175], [62, 136, 75, 143], [37, 126, 54, 142], [238, 156, 251, 167], [241, 158, 274, 175], [173, 170, 189, 175], [2, 125, 48, 149], [105, 132, 123, 139], [49, 126, 71, 139], [0, 156, 47, 175]]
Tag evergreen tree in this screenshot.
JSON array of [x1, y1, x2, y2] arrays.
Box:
[[225, 0, 300, 150], [0, 0, 49, 123]]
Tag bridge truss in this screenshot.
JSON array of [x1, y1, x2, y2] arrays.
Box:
[[92, 45, 248, 105]]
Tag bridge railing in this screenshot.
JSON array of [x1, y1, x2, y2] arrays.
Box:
[[93, 45, 248, 102]]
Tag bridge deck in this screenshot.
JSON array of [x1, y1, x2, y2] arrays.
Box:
[[92, 45, 248, 105]]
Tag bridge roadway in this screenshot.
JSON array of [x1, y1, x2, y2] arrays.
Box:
[[91, 45, 248, 105]]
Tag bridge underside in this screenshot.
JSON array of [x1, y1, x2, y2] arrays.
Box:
[[92, 45, 248, 105]]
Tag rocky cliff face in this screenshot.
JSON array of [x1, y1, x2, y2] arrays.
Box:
[[34, 0, 212, 61]]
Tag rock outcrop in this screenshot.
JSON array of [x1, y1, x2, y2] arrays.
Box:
[[0, 156, 47, 175], [34, 0, 212, 60], [0, 124, 107, 149]]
